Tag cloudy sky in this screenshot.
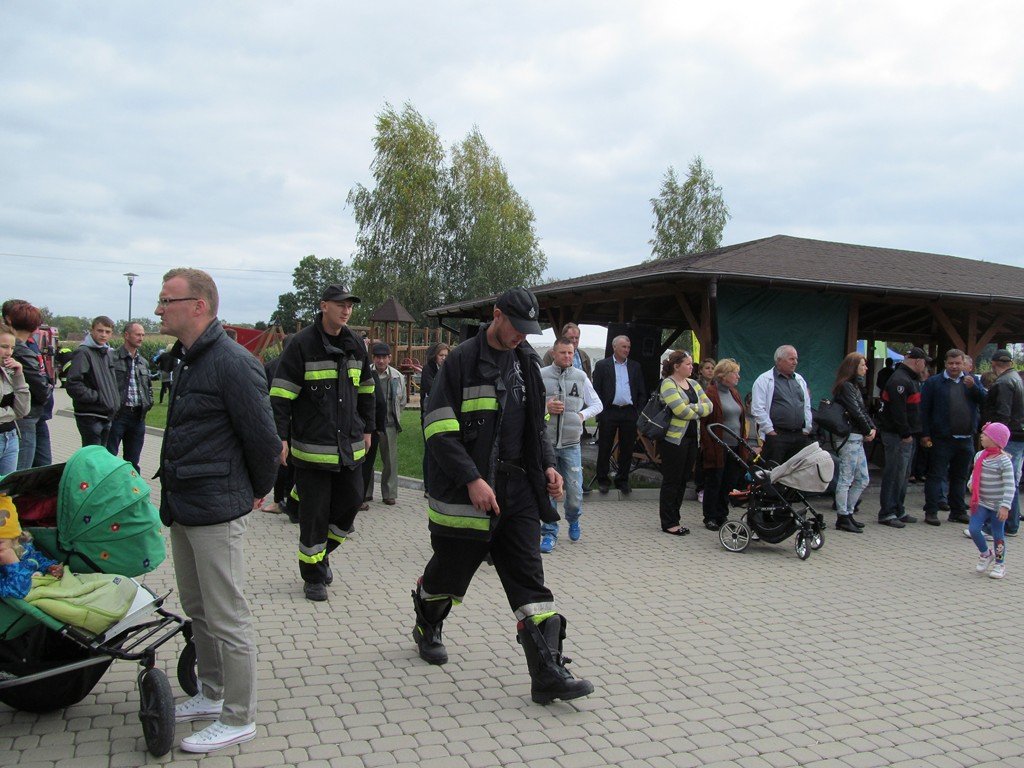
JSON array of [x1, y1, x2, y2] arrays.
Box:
[[3, 1, 1022, 333]]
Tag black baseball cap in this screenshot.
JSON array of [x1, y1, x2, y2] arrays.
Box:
[[992, 349, 1013, 363], [321, 284, 360, 303], [371, 342, 390, 356], [904, 347, 932, 362], [495, 288, 542, 335]]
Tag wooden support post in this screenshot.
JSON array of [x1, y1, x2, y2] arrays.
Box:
[[846, 300, 860, 354], [929, 305, 967, 351]]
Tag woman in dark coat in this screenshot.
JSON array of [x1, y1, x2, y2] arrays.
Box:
[[699, 359, 748, 531], [831, 352, 876, 533]]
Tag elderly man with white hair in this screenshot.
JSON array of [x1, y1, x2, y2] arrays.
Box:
[[750, 345, 813, 467]]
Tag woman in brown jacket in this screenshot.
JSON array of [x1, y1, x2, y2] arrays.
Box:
[[699, 359, 749, 530]]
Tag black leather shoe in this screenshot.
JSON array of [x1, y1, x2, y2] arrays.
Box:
[[849, 516, 865, 529], [835, 516, 863, 533], [948, 513, 970, 524], [617, 485, 631, 495], [598, 482, 610, 494], [924, 514, 941, 527], [899, 514, 918, 524], [878, 518, 906, 528], [938, 502, 951, 511], [704, 521, 721, 531]]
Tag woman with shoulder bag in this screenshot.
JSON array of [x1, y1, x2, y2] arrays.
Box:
[[657, 351, 712, 536], [699, 359, 749, 531], [832, 352, 877, 533]]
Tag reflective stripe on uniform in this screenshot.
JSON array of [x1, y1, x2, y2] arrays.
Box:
[[462, 385, 499, 413], [303, 360, 337, 381], [515, 601, 557, 621], [351, 441, 366, 462], [427, 497, 491, 532], [327, 523, 353, 544], [291, 439, 340, 465], [419, 584, 465, 604], [346, 359, 361, 387], [424, 407, 459, 440], [270, 378, 301, 399], [298, 541, 326, 564]]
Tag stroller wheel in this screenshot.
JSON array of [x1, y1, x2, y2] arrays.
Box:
[[177, 638, 199, 697], [720, 521, 751, 552], [810, 529, 825, 551], [795, 533, 811, 560], [138, 667, 174, 757]]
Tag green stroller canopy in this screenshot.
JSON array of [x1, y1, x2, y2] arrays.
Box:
[[58, 446, 166, 577]]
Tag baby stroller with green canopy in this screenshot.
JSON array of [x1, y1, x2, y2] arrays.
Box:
[[0, 446, 197, 757]]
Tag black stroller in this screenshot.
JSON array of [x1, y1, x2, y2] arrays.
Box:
[[0, 447, 198, 757], [708, 424, 830, 560]]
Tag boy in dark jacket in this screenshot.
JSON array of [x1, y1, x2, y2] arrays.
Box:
[[65, 316, 118, 447]]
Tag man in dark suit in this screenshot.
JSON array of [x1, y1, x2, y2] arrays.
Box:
[[592, 335, 646, 494]]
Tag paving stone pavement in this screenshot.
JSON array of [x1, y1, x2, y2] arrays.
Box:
[[3, 390, 1024, 767]]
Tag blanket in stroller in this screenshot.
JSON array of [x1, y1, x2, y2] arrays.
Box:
[[25, 571, 138, 635], [769, 443, 834, 493]]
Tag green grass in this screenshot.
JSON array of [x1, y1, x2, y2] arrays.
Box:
[[148, 404, 427, 479]]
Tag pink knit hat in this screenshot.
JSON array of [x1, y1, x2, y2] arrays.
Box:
[[982, 422, 1011, 449]]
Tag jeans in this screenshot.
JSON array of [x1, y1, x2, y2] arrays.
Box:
[[835, 435, 869, 516], [924, 436, 973, 517], [75, 415, 111, 447], [1003, 440, 1024, 535], [106, 407, 147, 472], [0, 430, 19, 476], [969, 505, 1006, 562], [33, 416, 52, 467], [15, 417, 37, 471], [542, 443, 583, 539], [879, 431, 914, 521]]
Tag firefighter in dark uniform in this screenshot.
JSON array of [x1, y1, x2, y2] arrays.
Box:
[[412, 288, 594, 705], [270, 284, 375, 602]]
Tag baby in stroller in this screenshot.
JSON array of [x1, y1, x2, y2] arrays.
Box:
[[0, 496, 63, 597]]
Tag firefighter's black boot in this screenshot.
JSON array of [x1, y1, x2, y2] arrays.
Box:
[[517, 614, 595, 704], [412, 588, 452, 665]]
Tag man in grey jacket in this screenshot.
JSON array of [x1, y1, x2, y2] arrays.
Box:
[[156, 268, 279, 754], [540, 336, 603, 552], [65, 316, 119, 447], [368, 341, 406, 505]]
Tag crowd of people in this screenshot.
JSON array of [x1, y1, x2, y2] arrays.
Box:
[[5, 278, 1023, 755]]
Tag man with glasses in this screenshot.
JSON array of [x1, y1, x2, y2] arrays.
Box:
[[156, 269, 279, 753]]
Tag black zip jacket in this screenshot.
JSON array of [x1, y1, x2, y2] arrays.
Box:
[[422, 325, 557, 540], [877, 363, 922, 438], [270, 314, 375, 471], [13, 339, 51, 418], [159, 320, 279, 526], [834, 380, 875, 435], [66, 343, 119, 419], [981, 369, 1024, 441]]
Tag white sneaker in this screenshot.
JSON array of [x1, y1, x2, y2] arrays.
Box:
[[174, 693, 224, 722], [990, 562, 1007, 580], [180, 721, 256, 753], [976, 550, 995, 573], [964, 527, 993, 541]]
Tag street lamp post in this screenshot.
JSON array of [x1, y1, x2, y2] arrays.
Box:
[[124, 272, 138, 324]]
